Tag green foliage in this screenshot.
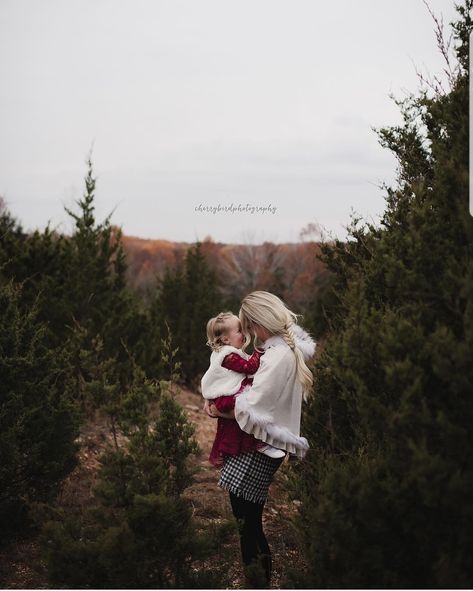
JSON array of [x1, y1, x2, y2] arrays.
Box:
[[1, 159, 148, 390], [148, 242, 222, 386], [62, 157, 148, 376], [0, 280, 79, 537], [39, 331, 230, 588], [244, 559, 271, 590], [293, 3, 473, 588], [0, 202, 73, 342], [1, 156, 229, 575], [0, 198, 27, 283], [303, 268, 338, 338]]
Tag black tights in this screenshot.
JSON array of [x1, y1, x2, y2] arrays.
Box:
[[229, 492, 272, 586]]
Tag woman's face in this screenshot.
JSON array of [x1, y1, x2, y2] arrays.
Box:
[[251, 323, 272, 342], [239, 310, 272, 342]]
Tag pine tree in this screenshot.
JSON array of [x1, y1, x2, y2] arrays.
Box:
[[53, 156, 149, 400], [0, 198, 28, 283], [0, 280, 79, 537], [39, 329, 231, 588], [292, 3, 473, 588], [148, 242, 222, 386], [1, 161, 148, 386], [181, 243, 221, 382], [64, 159, 141, 350]]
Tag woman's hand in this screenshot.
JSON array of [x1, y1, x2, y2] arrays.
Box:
[[203, 399, 235, 420]]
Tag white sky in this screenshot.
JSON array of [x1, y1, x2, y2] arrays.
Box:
[[0, 0, 461, 244]]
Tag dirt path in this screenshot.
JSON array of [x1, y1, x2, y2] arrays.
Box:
[[0, 387, 306, 589], [177, 387, 307, 589]]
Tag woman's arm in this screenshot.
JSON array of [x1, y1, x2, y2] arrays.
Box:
[[233, 347, 309, 455], [234, 348, 289, 424]]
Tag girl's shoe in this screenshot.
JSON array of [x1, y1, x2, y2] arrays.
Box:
[[258, 444, 286, 459]]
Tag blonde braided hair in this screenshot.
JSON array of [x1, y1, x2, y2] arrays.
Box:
[[281, 323, 296, 350], [239, 291, 314, 398]]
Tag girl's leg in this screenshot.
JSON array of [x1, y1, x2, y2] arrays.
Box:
[[229, 492, 272, 586]]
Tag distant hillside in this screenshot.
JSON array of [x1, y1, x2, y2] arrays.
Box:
[[121, 235, 189, 288], [122, 235, 327, 310]]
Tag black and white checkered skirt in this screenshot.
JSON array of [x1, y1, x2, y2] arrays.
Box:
[[218, 451, 284, 504]]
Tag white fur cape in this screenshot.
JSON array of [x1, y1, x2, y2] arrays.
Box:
[[201, 345, 248, 400], [234, 325, 316, 458]]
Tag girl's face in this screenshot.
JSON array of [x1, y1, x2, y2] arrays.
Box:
[[221, 315, 245, 349]]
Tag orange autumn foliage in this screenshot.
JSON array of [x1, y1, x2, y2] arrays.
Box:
[[121, 235, 327, 308]]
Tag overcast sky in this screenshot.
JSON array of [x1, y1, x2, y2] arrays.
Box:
[[0, 0, 460, 244]]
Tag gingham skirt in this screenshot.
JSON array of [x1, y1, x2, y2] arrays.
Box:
[[218, 451, 284, 504]]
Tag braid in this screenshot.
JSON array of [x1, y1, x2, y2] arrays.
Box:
[[284, 322, 313, 399], [281, 324, 296, 350]]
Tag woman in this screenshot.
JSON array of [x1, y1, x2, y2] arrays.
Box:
[[204, 291, 316, 587]]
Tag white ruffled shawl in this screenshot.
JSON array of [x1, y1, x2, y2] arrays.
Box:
[[234, 325, 316, 458]]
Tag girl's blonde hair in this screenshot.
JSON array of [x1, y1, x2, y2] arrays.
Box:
[[206, 311, 236, 352], [239, 291, 313, 397]]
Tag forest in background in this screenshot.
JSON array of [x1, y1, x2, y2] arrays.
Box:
[[1, 1, 472, 588], [122, 233, 326, 314]]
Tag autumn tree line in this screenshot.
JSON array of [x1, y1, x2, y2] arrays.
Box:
[[1, 2, 472, 587]]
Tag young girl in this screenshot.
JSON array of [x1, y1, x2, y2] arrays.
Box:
[[204, 292, 316, 587], [201, 311, 285, 467]]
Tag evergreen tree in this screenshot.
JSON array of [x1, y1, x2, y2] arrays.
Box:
[[1, 161, 148, 388], [292, 3, 473, 588], [181, 243, 221, 381], [62, 158, 146, 371], [0, 198, 28, 284], [0, 280, 79, 537], [12, 227, 75, 344], [39, 330, 231, 588], [149, 243, 222, 386]]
